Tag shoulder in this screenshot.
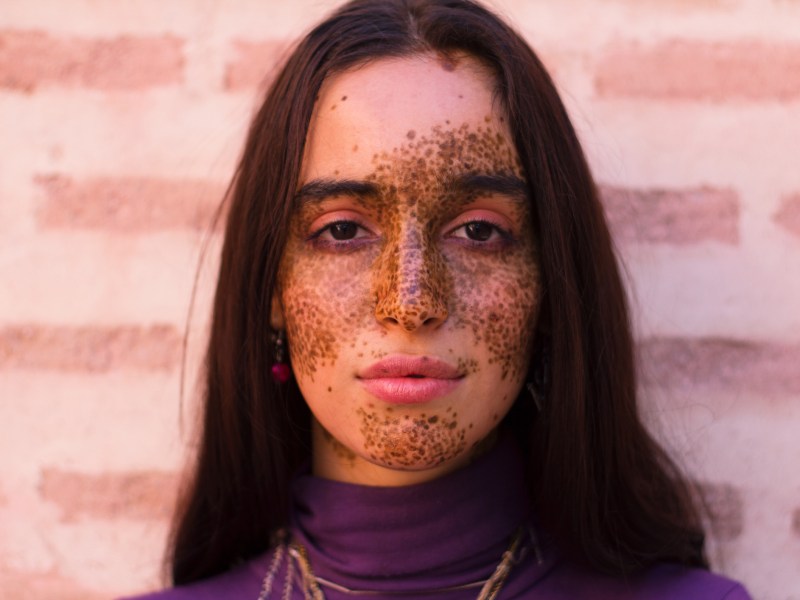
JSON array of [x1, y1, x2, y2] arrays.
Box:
[[538, 559, 752, 600], [636, 563, 752, 599], [117, 552, 270, 600]]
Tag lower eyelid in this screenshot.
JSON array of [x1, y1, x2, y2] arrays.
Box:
[[308, 236, 375, 252]]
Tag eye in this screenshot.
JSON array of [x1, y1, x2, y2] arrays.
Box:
[[308, 218, 375, 250], [449, 220, 508, 243]]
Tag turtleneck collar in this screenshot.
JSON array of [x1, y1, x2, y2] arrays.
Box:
[[289, 432, 546, 595]]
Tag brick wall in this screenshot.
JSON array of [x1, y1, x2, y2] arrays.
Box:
[[1, 1, 798, 598]]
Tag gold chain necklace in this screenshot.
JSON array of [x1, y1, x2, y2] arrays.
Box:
[[256, 527, 539, 600]]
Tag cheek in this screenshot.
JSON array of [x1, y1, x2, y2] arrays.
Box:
[[279, 246, 374, 378], [448, 249, 541, 381]]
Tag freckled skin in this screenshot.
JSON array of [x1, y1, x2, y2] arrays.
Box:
[[358, 407, 466, 468], [273, 55, 541, 486], [283, 124, 537, 382], [365, 124, 537, 382]]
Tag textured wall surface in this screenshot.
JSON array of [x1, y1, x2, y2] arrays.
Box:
[[1, 0, 798, 598]]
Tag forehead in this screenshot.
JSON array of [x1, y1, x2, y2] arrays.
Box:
[[300, 54, 513, 183]]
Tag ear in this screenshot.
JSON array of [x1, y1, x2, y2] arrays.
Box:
[[270, 294, 285, 330]]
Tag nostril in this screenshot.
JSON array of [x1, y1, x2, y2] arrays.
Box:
[[373, 270, 449, 331]]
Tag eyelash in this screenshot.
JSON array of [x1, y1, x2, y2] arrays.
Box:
[[447, 218, 513, 249], [307, 219, 375, 250], [307, 218, 514, 251]]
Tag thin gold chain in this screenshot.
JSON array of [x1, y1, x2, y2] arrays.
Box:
[[258, 527, 535, 599]]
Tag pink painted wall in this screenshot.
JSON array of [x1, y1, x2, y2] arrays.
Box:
[[1, 1, 799, 598]]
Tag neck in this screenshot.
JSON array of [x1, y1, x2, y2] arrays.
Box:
[[290, 430, 536, 591]]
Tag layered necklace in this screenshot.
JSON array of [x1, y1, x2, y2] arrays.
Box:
[[256, 527, 541, 600]]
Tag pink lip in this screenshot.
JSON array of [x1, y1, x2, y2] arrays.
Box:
[[358, 356, 463, 404]]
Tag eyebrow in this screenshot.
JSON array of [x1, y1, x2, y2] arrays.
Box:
[[453, 173, 529, 202], [294, 172, 529, 206], [294, 179, 380, 206]]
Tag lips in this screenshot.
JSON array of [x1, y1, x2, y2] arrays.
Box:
[[357, 355, 463, 404]]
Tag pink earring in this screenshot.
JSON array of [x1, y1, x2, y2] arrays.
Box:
[[271, 330, 291, 383]]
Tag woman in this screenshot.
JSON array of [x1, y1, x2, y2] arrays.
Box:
[[127, 0, 751, 598]]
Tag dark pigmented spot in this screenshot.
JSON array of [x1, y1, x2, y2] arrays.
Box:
[[439, 55, 458, 72], [279, 122, 539, 385], [357, 407, 466, 467], [457, 357, 479, 374], [406, 129, 416, 140]]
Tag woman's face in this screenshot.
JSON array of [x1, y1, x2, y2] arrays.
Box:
[[272, 54, 541, 485]]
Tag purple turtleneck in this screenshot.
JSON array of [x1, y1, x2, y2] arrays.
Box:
[[122, 435, 751, 599]]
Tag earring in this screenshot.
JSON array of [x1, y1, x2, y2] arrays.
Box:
[[271, 329, 291, 384], [526, 342, 550, 412]]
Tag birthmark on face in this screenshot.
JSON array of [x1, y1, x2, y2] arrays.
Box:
[[439, 54, 459, 72], [363, 124, 539, 382], [457, 357, 480, 374], [284, 312, 339, 380], [357, 407, 466, 468], [279, 122, 539, 381]]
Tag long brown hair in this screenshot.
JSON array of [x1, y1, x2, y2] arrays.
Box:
[[170, 0, 707, 584]]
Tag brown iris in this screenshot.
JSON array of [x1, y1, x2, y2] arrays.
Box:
[[465, 221, 495, 242], [330, 222, 359, 240]]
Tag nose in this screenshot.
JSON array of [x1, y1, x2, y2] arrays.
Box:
[[374, 226, 449, 332]]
